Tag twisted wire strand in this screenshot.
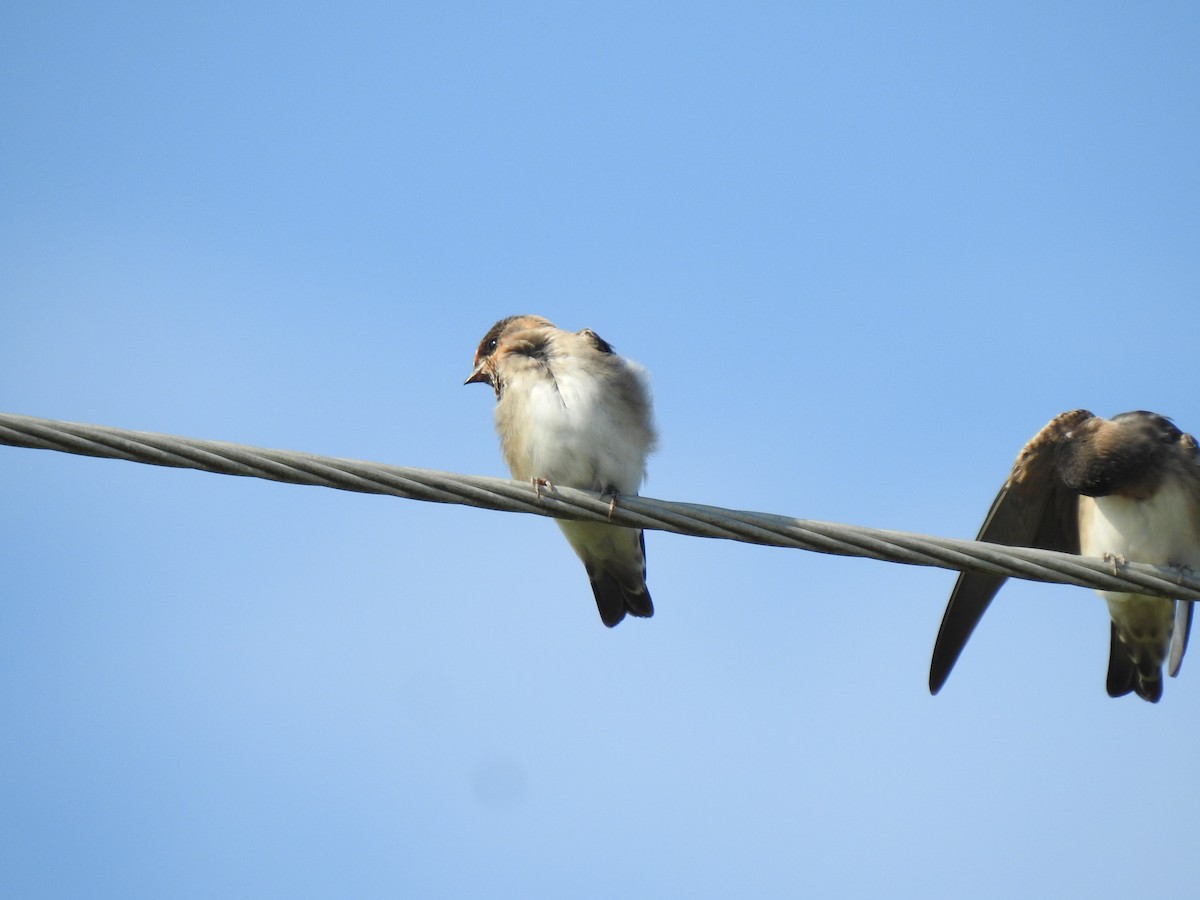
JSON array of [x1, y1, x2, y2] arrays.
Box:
[[3, 412, 1199, 600]]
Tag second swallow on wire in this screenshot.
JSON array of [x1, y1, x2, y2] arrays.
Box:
[[930, 409, 1200, 703]]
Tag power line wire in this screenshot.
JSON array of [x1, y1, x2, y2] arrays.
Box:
[[3, 412, 1198, 600]]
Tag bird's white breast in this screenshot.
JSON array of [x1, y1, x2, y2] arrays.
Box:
[[495, 355, 652, 493], [1079, 482, 1200, 568], [1079, 479, 1200, 630]]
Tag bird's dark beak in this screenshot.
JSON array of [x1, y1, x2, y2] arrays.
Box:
[[464, 362, 492, 387]]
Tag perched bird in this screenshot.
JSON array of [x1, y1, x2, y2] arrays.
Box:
[[930, 410, 1200, 702], [465, 315, 657, 627]]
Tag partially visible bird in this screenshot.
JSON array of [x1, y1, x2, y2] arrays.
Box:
[[465, 315, 657, 627], [930, 409, 1200, 702]]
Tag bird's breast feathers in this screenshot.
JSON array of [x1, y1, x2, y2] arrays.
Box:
[[494, 355, 653, 492], [1079, 478, 1200, 567]]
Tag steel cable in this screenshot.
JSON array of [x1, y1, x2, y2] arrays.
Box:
[[3, 412, 1199, 600]]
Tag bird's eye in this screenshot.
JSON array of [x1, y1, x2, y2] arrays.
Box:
[[483, 338, 498, 355]]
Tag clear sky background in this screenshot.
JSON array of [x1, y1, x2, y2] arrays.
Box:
[[3, 3, 1199, 898]]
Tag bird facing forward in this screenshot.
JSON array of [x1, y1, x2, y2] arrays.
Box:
[[465, 315, 657, 627], [930, 410, 1200, 702]]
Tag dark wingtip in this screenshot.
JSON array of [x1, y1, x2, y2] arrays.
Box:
[[1169, 599, 1192, 677], [589, 571, 653, 628], [1106, 624, 1164, 703], [1111, 677, 1164, 703], [929, 571, 1009, 697], [625, 591, 653, 619], [929, 645, 954, 695], [1106, 624, 1136, 698]]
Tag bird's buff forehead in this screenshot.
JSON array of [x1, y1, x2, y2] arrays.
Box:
[[473, 314, 555, 363], [467, 315, 556, 399]]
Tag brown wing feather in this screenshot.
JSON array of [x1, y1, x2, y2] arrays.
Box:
[[929, 410, 1092, 694]]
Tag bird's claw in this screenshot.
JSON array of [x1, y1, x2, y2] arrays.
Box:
[[601, 487, 620, 519], [1171, 563, 1196, 585], [1103, 552, 1128, 574], [532, 477, 553, 499]]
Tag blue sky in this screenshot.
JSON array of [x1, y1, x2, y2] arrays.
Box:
[[3, 3, 1199, 897]]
